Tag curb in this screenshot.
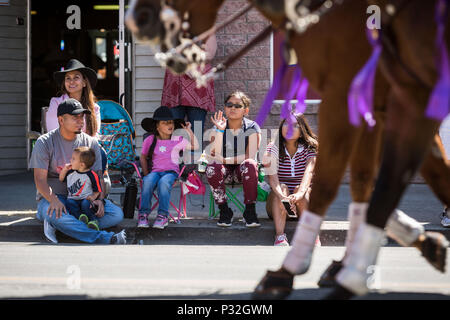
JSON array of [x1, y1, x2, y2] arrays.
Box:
[[1, 216, 449, 246]]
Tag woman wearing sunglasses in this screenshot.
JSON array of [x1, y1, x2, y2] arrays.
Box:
[[206, 91, 261, 228]]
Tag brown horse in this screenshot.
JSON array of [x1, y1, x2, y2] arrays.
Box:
[[125, 0, 450, 299]]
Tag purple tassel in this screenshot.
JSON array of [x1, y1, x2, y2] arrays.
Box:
[[256, 41, 310, 132], [255, 49, 287, 127], [347, 29, 380, 128], [281, 67, 302, 138], [295, 78, 309, 115], [425, 0, 450, 121]]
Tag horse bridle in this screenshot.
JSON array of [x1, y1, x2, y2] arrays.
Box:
[[155, 0, 426, 89]]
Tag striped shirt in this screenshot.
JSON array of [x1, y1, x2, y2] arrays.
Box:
[[266, 142, 316, 192]]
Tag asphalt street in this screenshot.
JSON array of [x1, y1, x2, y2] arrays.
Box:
[[0, 242, 449, 300]]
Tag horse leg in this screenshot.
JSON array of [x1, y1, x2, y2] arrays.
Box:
[[319, 126, 450, 287], [318, 110, 385, 287], [410, 134, 450, 272], [253, 91, 359, 299], [420, 134, 450, 207], [331, 90, 445, 299]]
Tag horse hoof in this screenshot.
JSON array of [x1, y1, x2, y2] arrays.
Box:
[[322, 284, 355, 300], [420, 231, 449, 273], [252, 269, 294, 300], [317, 260, 343, 288]]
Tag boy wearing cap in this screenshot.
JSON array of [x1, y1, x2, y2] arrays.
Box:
[[29, 99, 126, 244]]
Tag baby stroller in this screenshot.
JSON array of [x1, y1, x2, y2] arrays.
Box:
[[96, 100, 138, 215], [97, 100, 136, 170]]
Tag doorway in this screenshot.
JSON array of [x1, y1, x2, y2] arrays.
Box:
[[30, 0, 132, 132]]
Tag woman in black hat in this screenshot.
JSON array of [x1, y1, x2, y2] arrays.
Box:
[[46, 59, 100, 137], [138, 106, 198, 229]]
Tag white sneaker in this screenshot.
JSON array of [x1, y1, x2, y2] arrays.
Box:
[[274, 234, 289, 246], [441, 209, 450, 228], [44, 219, 58, 244]]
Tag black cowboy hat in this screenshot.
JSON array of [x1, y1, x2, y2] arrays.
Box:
[[141, 106, 185, 133], [53, 59, 98, 88]]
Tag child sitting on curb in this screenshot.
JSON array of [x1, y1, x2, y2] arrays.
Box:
[[138, 106, 198, 229], [59, 146, 102, 230]]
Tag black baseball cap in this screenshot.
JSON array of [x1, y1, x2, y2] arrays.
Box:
[[57, 98, 91, 117]]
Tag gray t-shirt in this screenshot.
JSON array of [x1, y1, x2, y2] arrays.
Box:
[[213, 117, 261, 158], [29, 128, 102, 199]]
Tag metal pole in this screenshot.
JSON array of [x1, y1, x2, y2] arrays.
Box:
[[119, 0, 125, 105], [26, 0, 31, 169]]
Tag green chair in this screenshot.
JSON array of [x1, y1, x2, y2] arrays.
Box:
[[208, 164, 268, 219], [208, 184, 245, 219]]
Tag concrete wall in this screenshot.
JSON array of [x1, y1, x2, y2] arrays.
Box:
[[0, 0, 28, 176]]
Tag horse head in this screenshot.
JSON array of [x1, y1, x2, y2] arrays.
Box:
[[126, 0, 224, 74]]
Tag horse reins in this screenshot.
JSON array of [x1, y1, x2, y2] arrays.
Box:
[[166, 2, 274, 84]]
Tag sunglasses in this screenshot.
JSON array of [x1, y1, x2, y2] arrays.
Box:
[[224, 102, 245, 109]]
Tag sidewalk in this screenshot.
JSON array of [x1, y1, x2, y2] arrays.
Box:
[[0, 171, 448, 245]]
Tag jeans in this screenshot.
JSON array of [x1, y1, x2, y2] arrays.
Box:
[[170, 106, 207, 162], [65, 198, 97, 221], [139, 171, 178, 217], [100, 146, 107, 173], [36, 195, 124, 244], [170, 105, 207, 131]]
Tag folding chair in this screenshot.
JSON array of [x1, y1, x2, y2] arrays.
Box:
[[208, 163, 266, 219], [123, 159, 188, 224], [209, 184, 245, 219]]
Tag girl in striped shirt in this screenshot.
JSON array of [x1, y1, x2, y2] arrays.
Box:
[[263, 114, 318, 246]]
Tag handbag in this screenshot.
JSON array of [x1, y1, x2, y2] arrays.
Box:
[[183, 170, 206, 195]]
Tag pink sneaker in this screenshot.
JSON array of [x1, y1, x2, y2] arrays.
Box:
[[137, 213, 149, 228], [315, 235, 321, 247], [274, 234, 289, 246], [152, 215, 169, 229]]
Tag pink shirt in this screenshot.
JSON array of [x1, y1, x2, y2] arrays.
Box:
[[141, 135, 189, 174], [46, 94, 101, 136]]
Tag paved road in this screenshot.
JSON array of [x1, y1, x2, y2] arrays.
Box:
[[0, 242, 448, 300]]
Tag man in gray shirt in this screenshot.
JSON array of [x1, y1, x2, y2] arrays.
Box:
[[29, 99, 126, 244]]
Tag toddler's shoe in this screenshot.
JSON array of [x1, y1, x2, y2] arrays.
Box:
[[153, 215, 169, 229], [79, 214, 89, 225], [137, 213, 150, 228], [110, 229, 127, 244], [88, 220, 100, 231]]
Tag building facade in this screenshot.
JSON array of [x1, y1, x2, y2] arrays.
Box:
[[0, 0, 427, 184]]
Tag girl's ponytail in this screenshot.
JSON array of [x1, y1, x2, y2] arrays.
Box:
[[146, 134, 158, 173]]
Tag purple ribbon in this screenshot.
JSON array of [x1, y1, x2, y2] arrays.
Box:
[[295, 77, 309, 114], [347, 28, 380, 128], [425, 0, 450, 121], [281, 67, 302, 138], [255, 45, 288, 127], [256, 41, 310, 136]]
